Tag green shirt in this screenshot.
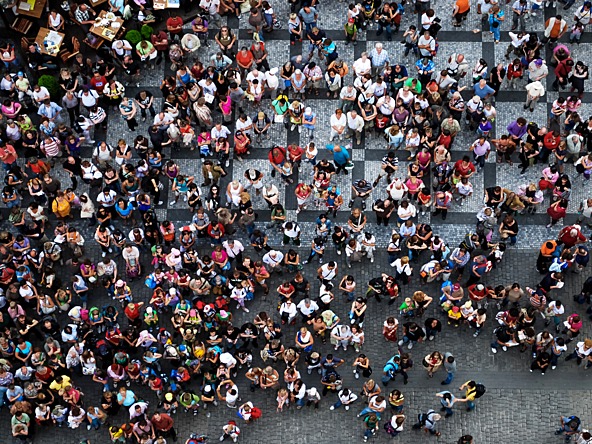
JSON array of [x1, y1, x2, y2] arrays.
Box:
[[344, 23, 357, 36]]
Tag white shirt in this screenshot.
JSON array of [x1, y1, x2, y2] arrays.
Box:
[[96, 190, 117, 207], [77, 90, 99, 107], [222, 240, 244, 258], [282, 223, 301, 238], [319, 263, 337, 280], [211, 125, 231, 140], [279, 302, 297, 317], [235, 116, 253, 133], [525, 80, 545, 98], [263, 251, 284, 267], [576, 342, 592, 356], [33, 86, 50, 102], [199, 0, 220, 14], [347, 113, 364, 131], [297, 299, 319, 315], [330, 113, 346, 129], [265, 72, 279, 89], [418, 35, 436, 56], [353, 58, 371, 76]]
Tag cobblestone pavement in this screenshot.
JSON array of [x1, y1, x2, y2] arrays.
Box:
[[6, 0, 592, 443]]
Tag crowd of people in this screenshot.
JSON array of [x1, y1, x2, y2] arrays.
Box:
[[2, 0, 592, 442]]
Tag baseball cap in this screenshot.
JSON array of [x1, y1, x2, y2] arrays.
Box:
[[348, 18, 355, 23]]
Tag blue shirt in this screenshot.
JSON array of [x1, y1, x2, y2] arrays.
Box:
[[415, 59, 435, 74], [325, 144, 350, 166], [473, 83, 495, 99]]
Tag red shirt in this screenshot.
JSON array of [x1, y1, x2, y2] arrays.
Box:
[[288, 145, 304, 162], [166, 16, 184, 34], [90, 75, 107, 94], [236, 50, 254, 68], [0, 144, 17, 165], [124, 306, 141, 320], [543, 133, 560, 150], [453, 159, 476, 177], [268, 146, 286, 165], [559, 226, 587, 247]]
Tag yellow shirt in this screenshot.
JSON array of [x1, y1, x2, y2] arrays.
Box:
[[49, 375, 71, 391]]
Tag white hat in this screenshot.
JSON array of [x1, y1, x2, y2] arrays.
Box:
[[269, 67, 278, 75]]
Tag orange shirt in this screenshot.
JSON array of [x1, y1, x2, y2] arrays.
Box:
[[456, 0, 470, 13]]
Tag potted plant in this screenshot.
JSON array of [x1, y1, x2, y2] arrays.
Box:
[[125, 29, 142, 46], [140, 24, 154, 40], [38, 75, 60, 98]]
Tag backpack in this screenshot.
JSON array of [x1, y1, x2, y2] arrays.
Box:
[[567, 416, 581, 429], [474, 383, 486, 398]]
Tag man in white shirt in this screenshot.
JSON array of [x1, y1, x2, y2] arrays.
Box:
[[235, 114, 253, 136], [262, 249, 284, 273], [111, 40, 133, 63], [346, 110, 364, 145], [297, 298, 319, 323], [153, 111, 174, 129], [524, 80, 545, 112], [262, 183, 279, 207], [317, 261, 338, 285], [96, 188, 118, 213], [282, 222, 301, 246], [330, 108, 347, 141], [78, 87, 100, 110], [376, 95, 396, 116], [417, 30, 436, 58], [32, 84, 50, 105], [505, 31, 530, 59], [222, 239, 244, 263], [279, 300, 298, 324], [199, 0, 222, 27], [122, 244, 140, 268], [331, 324, 352, 351], [265, 67, 279, 99], [211, 122, 231, 140], [338, 85, 357, 113]]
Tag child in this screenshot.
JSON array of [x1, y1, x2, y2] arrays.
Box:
[[487, 242, 506, 268], [447, 305, 462, 327], [570, 22, 584, 44], [399, 297, 417, 319]]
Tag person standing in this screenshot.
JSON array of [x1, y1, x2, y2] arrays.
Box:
[[524, 80, 545, 112], [441, 352, 457, 385], [435, 391, 457, 417]]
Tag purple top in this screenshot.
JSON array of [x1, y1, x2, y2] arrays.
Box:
[[507, 121, 527, 138]]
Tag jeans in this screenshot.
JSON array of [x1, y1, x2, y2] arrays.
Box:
[[467, 400, 475, 411], [378, 23, 392, 36], [491, 26, 500, 41], [304, 21, 317, 33], [442, 372, 454, 385], [358, 406, 379, 417], [473, 152, 486, 169], [0, 386, 7, 407], [425, 326, 439, 339], [441, 403, 453, 416]]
